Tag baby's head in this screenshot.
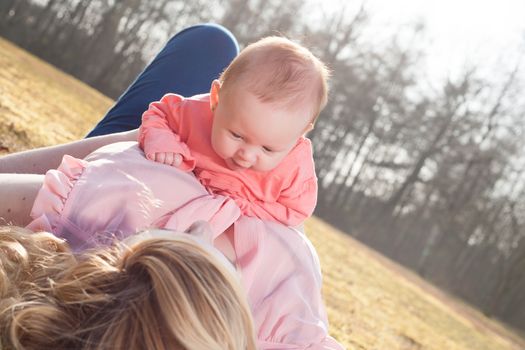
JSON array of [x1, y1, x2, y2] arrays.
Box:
[[210, 36, 329, 172]]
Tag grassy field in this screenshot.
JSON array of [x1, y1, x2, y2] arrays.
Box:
[[1, 37, 524, 350]]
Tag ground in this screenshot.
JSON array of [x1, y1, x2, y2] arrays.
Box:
[[1, 37, 524, 350]]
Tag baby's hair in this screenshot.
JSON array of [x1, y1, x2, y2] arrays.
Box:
[[0, 226, 257, 350], [219, 36, 330, 121]]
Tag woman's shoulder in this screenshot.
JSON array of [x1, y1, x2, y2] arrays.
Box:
[[234, 218, 322, 282], [233, 218, 335, 348]]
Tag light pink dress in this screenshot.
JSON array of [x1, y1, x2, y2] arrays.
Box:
[[27, 141, 344, 349]]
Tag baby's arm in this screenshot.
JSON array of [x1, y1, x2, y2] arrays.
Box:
[[0, 129, 137, 174], [238, 180, 317, 227], [138, 94, 196, 171], [238, 147, 318, 226]]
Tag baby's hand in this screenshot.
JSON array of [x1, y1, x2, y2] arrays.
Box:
[[151, 152, 183, 167]]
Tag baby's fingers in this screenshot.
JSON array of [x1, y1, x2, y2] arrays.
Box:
[[173, 154, 182, 167], [163, 152, 174, 165], [154, 152, 166, 164], [152, 152, 182, 167], [164, 153, 182, 167]]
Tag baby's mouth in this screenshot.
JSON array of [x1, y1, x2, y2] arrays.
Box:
[[228, 158, 250, 170]]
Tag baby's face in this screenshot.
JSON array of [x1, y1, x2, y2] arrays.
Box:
[[210, 82, 313, 172]]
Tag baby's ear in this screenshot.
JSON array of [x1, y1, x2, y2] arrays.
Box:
[[210, 80, 222, 112]]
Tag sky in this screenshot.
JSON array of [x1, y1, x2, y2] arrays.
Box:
[[318, 0, 525, 83]]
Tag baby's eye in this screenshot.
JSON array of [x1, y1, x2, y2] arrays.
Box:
[[230, 131, 242, 139], [262, 146, 274, 153]]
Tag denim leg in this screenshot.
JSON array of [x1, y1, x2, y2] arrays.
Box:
[[86, 23, 239, 137]]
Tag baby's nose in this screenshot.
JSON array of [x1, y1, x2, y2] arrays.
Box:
[[239, 147, 258, 162]]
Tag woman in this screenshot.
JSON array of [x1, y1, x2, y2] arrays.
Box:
[[0, 24, 343, 349], [0, 223, 257, 349]]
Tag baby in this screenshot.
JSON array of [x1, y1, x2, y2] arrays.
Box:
[[139, 36, 329, 226]]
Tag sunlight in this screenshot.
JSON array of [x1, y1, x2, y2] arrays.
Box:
[[314, 0, 525, 81]]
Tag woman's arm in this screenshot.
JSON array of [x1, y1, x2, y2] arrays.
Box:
[[240, 218, 345, 349], [0, 129, 138, 174], [0, 174, 43, 226]]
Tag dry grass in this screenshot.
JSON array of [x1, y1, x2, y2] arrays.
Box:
[[0, 37, 112, 153], [1, 36, 524, 350], [306, 218, 525, 349]]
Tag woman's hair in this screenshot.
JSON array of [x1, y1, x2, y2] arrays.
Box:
[[0, 226, 256, 350]]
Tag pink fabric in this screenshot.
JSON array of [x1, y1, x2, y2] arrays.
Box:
[[138, 93, 318, 227], [27, 142, 344, 349]]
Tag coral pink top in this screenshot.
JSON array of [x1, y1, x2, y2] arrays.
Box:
[[138, 93, 317, 227], [27, 142, 343, 349]]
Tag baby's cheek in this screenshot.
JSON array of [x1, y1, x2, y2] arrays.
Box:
[[213, 136, 232, 159], [210, 133, 226, 158]]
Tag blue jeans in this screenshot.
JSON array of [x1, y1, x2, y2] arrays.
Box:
[[86, 23, 239, 137]]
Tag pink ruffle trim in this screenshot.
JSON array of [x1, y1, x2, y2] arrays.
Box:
[[26, 155, 87, 234]]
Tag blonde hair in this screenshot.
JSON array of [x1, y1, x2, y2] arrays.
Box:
[[0, 226, 256, 350], [219, 36, 330, 121]]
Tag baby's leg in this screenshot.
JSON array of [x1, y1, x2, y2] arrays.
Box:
[[0, 174, 43, 226]]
